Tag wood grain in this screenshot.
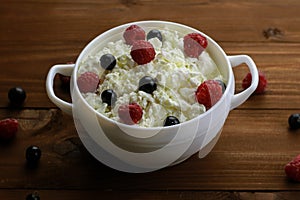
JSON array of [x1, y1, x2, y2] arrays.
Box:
[[2, 190, 300, 200], [1, 0, 300, 199], [0, 109, 299, 191]]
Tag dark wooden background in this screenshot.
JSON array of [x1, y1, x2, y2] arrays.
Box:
[[1, 0, 300, 199]]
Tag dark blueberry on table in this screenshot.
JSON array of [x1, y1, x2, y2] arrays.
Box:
[[101, 89, 117, 106], [288, 113, 300, 129], [26, 193, 40, 200], [100, 54, 117, 70], [164, 116, 180, 126], [216, 80, 226, 93], [8, 87, 26, 106], [147, 29, 163, 41], [26, 145, 41, 164], [138, 76, 157, 94]]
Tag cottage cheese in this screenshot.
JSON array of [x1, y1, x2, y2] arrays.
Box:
[[78, 28, 225, 127]]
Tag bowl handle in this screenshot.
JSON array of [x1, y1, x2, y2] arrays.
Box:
[[228, 55, 259, 110], [46, 64, 74, 115]]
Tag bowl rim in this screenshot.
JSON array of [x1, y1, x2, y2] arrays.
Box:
[[71, 20, 233, 131]]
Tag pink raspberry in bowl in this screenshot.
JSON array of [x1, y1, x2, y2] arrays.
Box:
[[123, 25, 146, 45], [130, 40, 156, 65], [195, 80, 225, 110], [184, 33, 208, 58], [118, 103, 143, 125], [77, 72, 99, 93]]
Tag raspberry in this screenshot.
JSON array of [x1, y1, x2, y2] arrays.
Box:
[[285, 154, 300, 182], [195, 80, 223, 110], [0, 118, 19, 140], [184, 33, 208, 58], [58, 61, 74, 89], [242, 71, 267, 94], [130, 40, 156, 65], [118, 103, 143, 125], [123, 25, 146, 45], [77, 72, 99, 93], [58, 74, 71, 88]]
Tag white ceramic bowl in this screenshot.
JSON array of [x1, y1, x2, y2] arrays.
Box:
[[46, 21, 258, 173]]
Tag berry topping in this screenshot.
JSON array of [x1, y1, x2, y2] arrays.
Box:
[[285, 154, 300, 182], [8, 87, 26, 106], [101, 89, 117, 106], [26, 193, 40, 200], [138, 76, 157, 94], [195, 80, 223, 110], [77, 72, 99, 93], [164, 116, 180, 126], [100, 54, 117, 70], [26, 145, 41, 164], [130, 40, 156, 65], [216, 80, 227, 93], [184, 33, 208, 58], [118, 103, 143, 125], [0, 118, 18, 140], [242, 71, 267, 94], [123, 25, 146, 45], [147, 29, 163, 41], [288, 113, 300, 129]]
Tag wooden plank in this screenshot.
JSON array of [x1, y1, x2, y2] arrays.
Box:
[[1, 0, 300, 43], [1, 190, 300, 200], [0, 109, 300, 190]]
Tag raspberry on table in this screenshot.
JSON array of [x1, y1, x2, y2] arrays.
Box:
[[77, 72, 100, 93], [58, 74, 71, 89], [242, 71, 267, 94], [130, 40, 156, 65], [184, 33, 208, 58], [0, 118, 19, 140], [118, 103, 143, 125], [285, 154, 300, 182], [58, 61, 74, 89], [123, 25, 146, 45], [195, 80, 224, 110]]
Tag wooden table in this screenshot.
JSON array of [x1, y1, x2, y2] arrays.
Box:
[[1, 0, 300, 199]]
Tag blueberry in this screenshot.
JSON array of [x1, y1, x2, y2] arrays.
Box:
[[147, 29, 163, 41], [216, 80, 226, 93], [138, 76, 157, 94], [26, 193, 40, 200], [101, 89, 117, 106], [164, 116, 180, 126], [100, 54, 117, 70], [26, 146, 41, 164], [289, 113, 300, 129], [8, 87, 26, 106]]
